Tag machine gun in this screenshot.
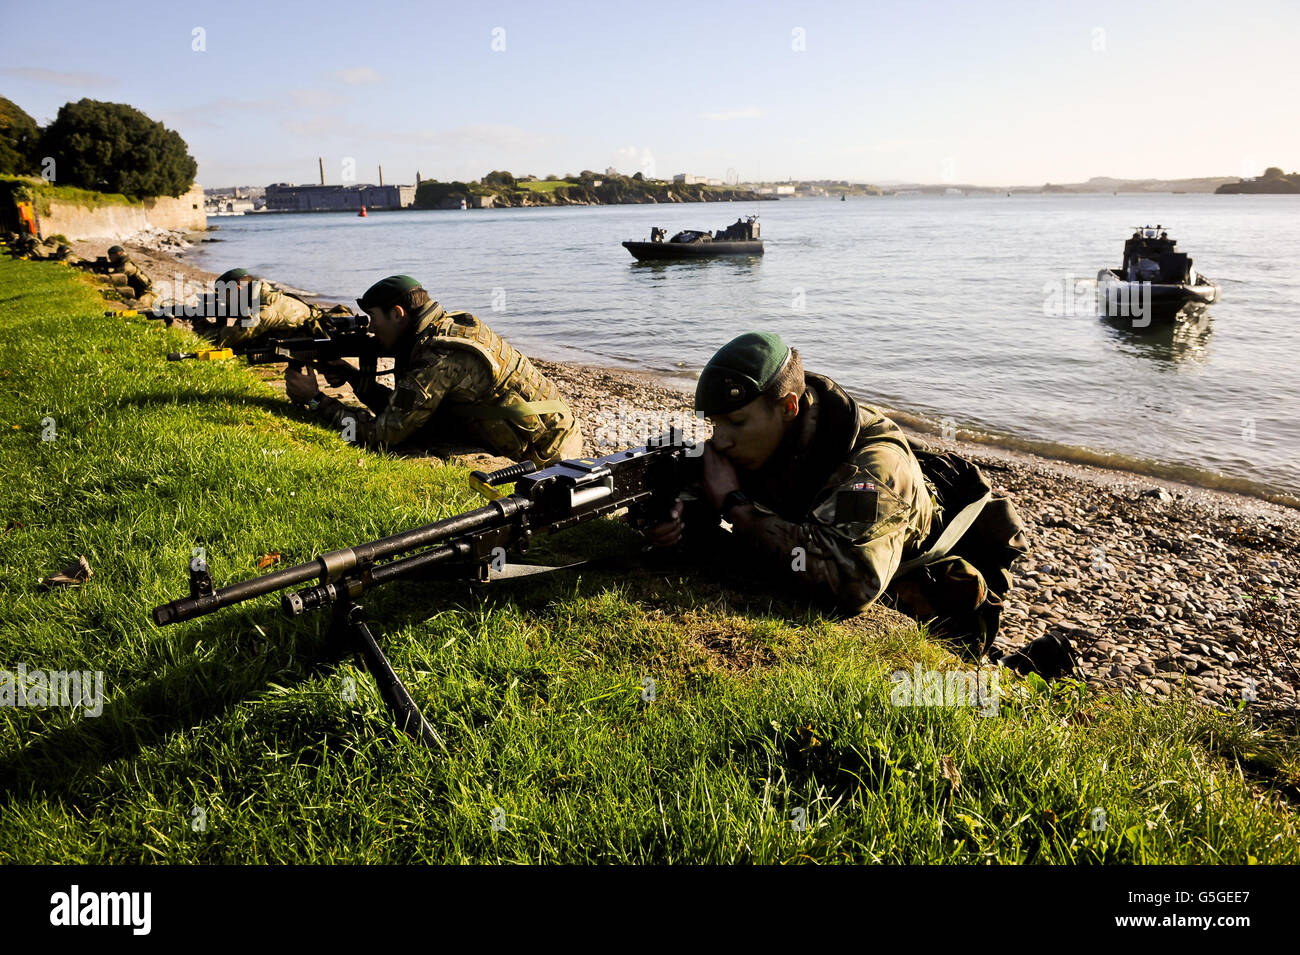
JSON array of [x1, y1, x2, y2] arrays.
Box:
[[151, 437, 703, 746]]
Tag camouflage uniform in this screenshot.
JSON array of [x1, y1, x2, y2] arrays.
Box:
[[108, 254, 155, 305], [202, 281, 324, 346], [8, 233, 84, 266], [51, 244, 83, 265], [687, 373, 935, 614], [8, 233, 52, 259], [310, 301, 583, 465]]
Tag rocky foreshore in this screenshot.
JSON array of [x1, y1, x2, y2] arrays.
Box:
[[535, 358, 1300, 718], [77, 233, 1300, 719]]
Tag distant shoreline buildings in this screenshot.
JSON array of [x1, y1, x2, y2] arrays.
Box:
[[200, 168, 1255, 216], [264, 183, 417, 212]]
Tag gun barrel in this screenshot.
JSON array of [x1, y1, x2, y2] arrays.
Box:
[[152, 497, 530, 626], [283, 539, 470, 616]]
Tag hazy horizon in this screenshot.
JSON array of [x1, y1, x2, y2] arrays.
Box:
[[2, 0, 1296, 189]]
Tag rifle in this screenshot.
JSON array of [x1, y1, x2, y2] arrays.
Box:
[[162, 311, 390, 378], [107, 299, 259, 328], [109, 305, 177, 326], [115, 296, 366, 330], [151, 437, 702, 746], [166, 330, 392, 378]]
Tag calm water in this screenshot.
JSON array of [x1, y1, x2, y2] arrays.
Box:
[[188, 195, 1300, 500]]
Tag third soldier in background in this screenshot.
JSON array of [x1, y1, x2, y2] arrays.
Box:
[[196, 267, 326, 345], [105, 245, 155, 307], [283, 275, 583, 466]]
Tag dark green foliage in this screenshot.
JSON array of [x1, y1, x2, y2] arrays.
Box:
[[0, 96, 41, 176], [38, 98, 196, 199], [554, 184, 595, 203], [412, 180, 475, 208], [416, 168, 768, 208]]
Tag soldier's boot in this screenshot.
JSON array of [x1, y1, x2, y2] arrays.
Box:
[[998, 632, 1077, 681]]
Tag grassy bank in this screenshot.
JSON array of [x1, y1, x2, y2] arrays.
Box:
[[1, 174, 138, 216], [1, 256, 1297, 863], [515, 180, 576, 193]]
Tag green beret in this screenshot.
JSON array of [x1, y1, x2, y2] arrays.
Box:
[[107, 245, 124, 255], [695, 331, 793, 416], [357, 274, 422, 311], [216, 268, 251, 283]]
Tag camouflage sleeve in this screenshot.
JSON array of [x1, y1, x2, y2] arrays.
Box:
[[216, 292, 316, 347], [124, 261, 153, 296], [736, 445, 927, 613], [352, 375, 395, 414], [313, 349, 491, 449]]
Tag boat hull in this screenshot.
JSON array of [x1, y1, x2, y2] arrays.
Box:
[[623, 240, 764, 261], [1096, 268, 1219, 318]]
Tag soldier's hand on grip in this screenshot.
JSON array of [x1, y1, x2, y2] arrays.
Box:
[[284, 365, 320, 404], [319, 358, 355, 388], [643, 499, 685, 548]]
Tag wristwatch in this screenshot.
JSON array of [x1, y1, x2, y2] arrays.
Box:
[[306, 393, 324, 411], [720, 489, 751, 521]]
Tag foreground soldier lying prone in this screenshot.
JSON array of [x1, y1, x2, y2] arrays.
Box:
[[645, 332, 1059, 669]]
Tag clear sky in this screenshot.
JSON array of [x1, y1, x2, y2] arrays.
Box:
[[2, 0, 1296, 188]]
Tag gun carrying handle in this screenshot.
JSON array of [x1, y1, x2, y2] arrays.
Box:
[[469, 461, 537, 501]]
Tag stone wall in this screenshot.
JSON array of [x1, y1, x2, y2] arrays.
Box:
[[142, 185, 207, 231], [35, 184, 206, 239]]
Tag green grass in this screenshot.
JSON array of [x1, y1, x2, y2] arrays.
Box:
[[514, 180, 577, 193], [1, 174, 140, 216], [1, 256, 1298, 863]]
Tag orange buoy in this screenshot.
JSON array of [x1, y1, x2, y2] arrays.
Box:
[[358, 205, 368, 217]]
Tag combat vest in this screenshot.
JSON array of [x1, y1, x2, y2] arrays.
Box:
[[752, 374, 1027, 658], [747, 373, 918, 523], [416, 305, 575, 462], [891, 450, 1030, 659]]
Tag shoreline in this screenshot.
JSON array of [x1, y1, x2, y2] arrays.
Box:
[[79, 230, 1300, 522], [532, 351, 1300, 513], [103, 227, 1300, 511], [77, 231, 1300, 716]]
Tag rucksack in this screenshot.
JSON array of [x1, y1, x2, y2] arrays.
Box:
[[888, 448, 1029, 659]]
